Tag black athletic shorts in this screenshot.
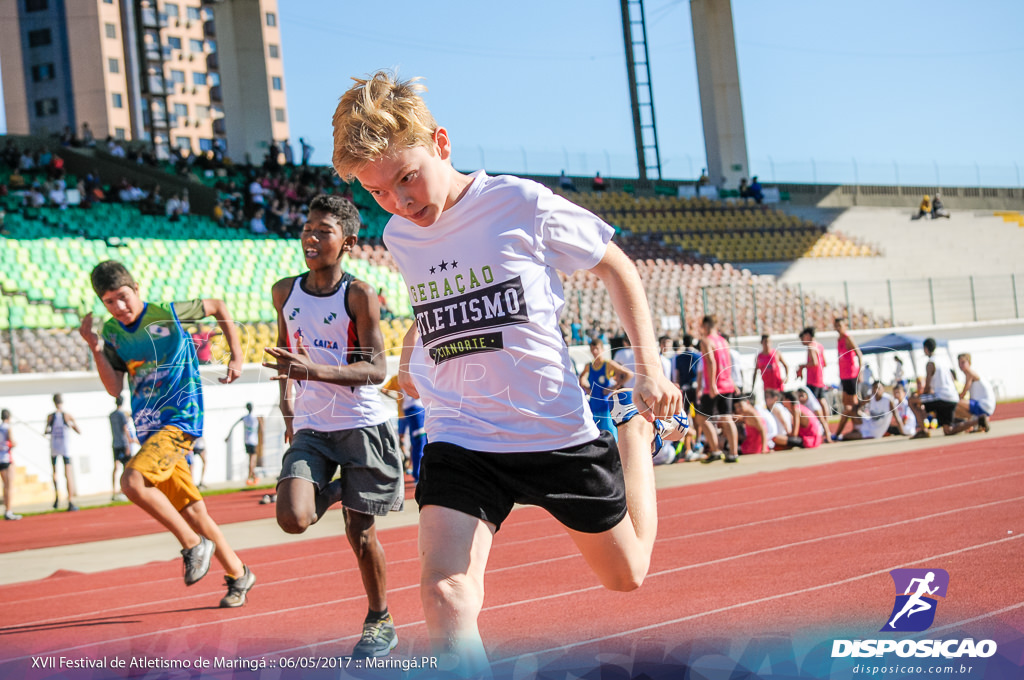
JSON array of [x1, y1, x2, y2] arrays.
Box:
[[0, 462, 9, 471], [698, 391, 735, 417], [683, 386, 698, 412], [112, 446, 130, 464], [919, 396, 957, 427], [415, 431, 626, 534], [807, 385, 826, 401], [841, 378, 858, 396], [244, 443, 256, 455]]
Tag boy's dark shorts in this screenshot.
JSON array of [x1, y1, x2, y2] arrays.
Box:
[[918, 395, 958, 427], [279, 422, 404, 516], [807, 385, 826, 401], [415, 431, 626, 534], [698, 392, 735, 417], [0, 462, 10, 471], [840, 378, 858, 396], [245, 443, 257, 455], [112, 446, 130, 465]]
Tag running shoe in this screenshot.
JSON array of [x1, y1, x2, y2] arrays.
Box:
[[978, 414, 990, 433], [352, 613, 398, 657], [182, 536, 214, 585], [219, 565, 256, 608], [4, 511, 22, 520], [609, 389, 690, 454], [702, 451, 724, 464], [67, 503, 79, 512]]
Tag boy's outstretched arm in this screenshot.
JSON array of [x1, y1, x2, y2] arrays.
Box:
[[590, 243, 682, 419], [264, 280, 387, 388], [201, 298, 243, 383], [78, 312, 125, 397]]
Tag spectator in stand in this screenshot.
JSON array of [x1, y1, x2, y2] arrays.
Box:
[[914, 194, 932, 220], [695, 315, 739, 463], [931, 192, 951, 219], [26, 184, 46, 208], [558, 170, 577, 192], [299, 137, 314, 166], [839, 381, 895, 441], [249, 176, 267, 207], [956, 353, 994, 432], [698, 169, 709, 185], [110, 139, 126, 158], [908, 337, 964, 438], [19, 150, 35, 171], [888, 383, 917, 436], [81, 122, 96, 148], [592, 172, 606, 192], [738, 178, 750, 200], [752, 333, 788, 399], [250, 207, 269, 234], [833, 317, 864, 440], [748, 176, 764, 204], [282, 138, 294, 166]]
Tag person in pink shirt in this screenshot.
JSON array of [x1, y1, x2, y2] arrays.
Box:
[[833, 317, 864, 439], [797, 327, 832, 443], [695, 315, 739, 463], [751, 333, 788, 398], [788, 390, 824, 449]]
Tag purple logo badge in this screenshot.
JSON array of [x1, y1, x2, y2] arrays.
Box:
[[881, 568, 949, 632]]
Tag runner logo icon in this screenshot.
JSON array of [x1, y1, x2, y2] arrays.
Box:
[[881, 568, 949, 632]]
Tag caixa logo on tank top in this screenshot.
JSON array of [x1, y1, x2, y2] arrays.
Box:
[[409, 264, 529, 364]]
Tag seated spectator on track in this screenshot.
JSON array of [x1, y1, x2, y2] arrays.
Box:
[[787, 390, 824, 449], [931, 192, 951, 219], [914, 194, 932, 220], [888, 383, 917, 436], [735, 396, 775, 454], [795, 386, 831, 445], [840, 381, 895, 441], [764, 389, 803, 449], [909, 337, 965, 438], [956, 353, 993, 433]]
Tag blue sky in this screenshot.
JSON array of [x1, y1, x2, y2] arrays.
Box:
[[4, 0, 1023, 186]]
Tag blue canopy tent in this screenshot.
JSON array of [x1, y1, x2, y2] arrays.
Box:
[[858, 333, 952, 384]]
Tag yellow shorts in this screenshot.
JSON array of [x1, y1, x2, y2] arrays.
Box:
[[126, 425, 202, 511]]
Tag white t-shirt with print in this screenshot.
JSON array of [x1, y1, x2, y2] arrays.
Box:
[[384, 171, 611, 453]]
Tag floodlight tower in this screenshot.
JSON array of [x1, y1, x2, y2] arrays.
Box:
[[620, 0, 662, 182]]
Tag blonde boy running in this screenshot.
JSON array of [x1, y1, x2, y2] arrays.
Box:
[[332, 71, 682, 674]]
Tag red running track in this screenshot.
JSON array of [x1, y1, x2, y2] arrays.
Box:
[[1, 434, 1023, 678]]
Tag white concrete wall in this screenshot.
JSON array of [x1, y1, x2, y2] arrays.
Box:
[[3, 322, 1021, 499]]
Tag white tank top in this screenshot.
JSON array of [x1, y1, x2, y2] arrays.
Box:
[[928, 356, 959, 403], [282, 274, 389, 431], [50, 411, 67, 451]]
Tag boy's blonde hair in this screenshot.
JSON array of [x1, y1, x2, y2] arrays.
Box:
[[332, 70, 438, 180], [958, 352, 972, 364]]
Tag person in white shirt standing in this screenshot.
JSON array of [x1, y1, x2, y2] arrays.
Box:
[[226, 403, 263, 486], [45, 393, 81, 511], [956, 353, 994, 433]]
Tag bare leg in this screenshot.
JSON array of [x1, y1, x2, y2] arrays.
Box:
[[121, 468, 202, 549], [64, 460, 77, 500], [693, 413, 720, 454], [181, 500, 245, 578], [2, 468, 12, 511], [419, 505, 494, 676], [344, 509, 388, 612]]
